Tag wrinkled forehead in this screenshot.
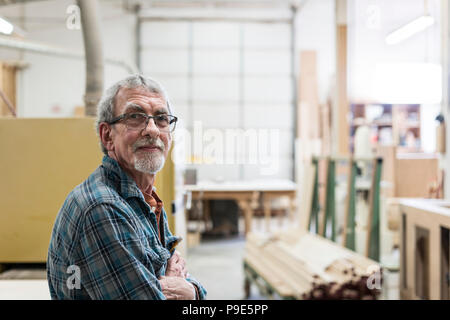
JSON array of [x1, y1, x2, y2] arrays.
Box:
[[113, 86, 168, 115]]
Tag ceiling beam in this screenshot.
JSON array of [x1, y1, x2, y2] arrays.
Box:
[[119, 0, 304, 10]]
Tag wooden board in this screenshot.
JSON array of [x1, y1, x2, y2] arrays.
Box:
[[320, 102, 332, 156], [0, 118, 102, 263], [0, 62, 16, 116], [299, 162, 316, 231], [336, 24, 349, 156], [376, 145, 396, 197], [395, 156, 439, 198], [298, 50, 320, 140], [244, 230, 382, 299], [377, 146, 440, 198]]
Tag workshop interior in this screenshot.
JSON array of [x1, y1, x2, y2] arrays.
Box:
[[0, 0, 450, 300]]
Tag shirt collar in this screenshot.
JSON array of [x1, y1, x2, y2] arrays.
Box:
[[101, 155, 144, 200], [142, 188, 164, 213]]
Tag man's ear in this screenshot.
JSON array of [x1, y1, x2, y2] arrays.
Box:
[[99, 122, 115, 152]]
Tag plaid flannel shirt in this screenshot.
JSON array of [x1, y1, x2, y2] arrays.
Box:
[[47, 155, 207, 300]]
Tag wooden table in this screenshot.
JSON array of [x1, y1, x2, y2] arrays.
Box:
[[184, 180, 297, 235]]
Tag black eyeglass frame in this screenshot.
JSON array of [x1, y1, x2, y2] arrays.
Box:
[[107, 113, 178, 132]]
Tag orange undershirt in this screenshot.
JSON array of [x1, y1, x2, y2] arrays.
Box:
[[143, 189, 164, 242]]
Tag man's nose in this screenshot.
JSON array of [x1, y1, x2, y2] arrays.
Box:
[[142, 118, 160, 137]]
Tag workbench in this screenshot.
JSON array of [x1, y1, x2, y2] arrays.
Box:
[[184, 180, 297, 235], [399, 199, 450, 300]]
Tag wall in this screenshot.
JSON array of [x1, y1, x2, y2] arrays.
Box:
[[0, 0, 136, 118]]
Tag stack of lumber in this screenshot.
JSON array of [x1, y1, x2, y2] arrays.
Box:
[[244, 229, 382, 300]]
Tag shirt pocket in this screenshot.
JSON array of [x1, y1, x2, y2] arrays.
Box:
[[143, 244, 170, 275], [135, 223, 170, 274]]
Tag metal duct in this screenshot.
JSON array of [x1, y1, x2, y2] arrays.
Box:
[[0, 0, 43, 6], [0, 35, 138, 73], [77, 0, 104, 117]]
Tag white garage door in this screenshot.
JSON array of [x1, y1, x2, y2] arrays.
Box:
[[140, 20, 294, 181]]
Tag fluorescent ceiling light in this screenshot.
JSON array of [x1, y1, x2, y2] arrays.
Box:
[[0, 17, 13, 35], [385, 15, 434, 45]]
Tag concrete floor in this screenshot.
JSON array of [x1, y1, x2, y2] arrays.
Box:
[[0, 217, 399, 300], [186, 234, 266, 300]]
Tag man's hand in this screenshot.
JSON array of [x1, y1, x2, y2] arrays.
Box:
[[159, 276, 196, 300], [166, 251, 188, 278]]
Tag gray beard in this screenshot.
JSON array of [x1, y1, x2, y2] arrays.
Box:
[[134, 150, 165, 174]]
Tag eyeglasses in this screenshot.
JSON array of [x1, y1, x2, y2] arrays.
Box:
[[107, 113, 178, 132]]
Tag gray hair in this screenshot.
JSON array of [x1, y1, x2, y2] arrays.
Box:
[[95, 74, 171, 155]]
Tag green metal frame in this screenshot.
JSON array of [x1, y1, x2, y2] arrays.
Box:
[[345, 161, 358, 251], [310, 156, 383, 258], [323, 159, 336, 241], [310, 157, 336, 242], [367, 158, 383, 262], [309, 158, 320, 234]]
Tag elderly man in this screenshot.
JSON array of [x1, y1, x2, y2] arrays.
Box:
[[47, 75, 206, 300]]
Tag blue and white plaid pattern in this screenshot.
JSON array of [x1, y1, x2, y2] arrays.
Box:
[[47, 155, 207, 300]]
